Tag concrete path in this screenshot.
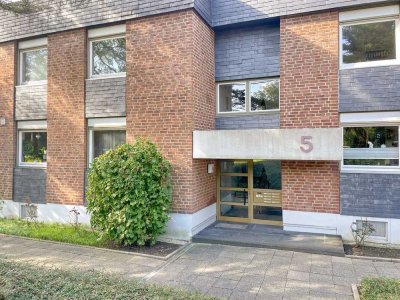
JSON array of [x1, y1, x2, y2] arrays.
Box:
[[1, 235, 400, 300]]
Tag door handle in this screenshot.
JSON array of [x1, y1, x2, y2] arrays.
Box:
[[243, 189, 247, 205]]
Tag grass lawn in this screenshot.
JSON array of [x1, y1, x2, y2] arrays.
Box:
[[0, 218, 106, 247], [360, 277, 400, 300], [0, 259, 215, 300]]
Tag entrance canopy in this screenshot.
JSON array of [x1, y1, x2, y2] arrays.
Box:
[[193, 128, 342, 161]]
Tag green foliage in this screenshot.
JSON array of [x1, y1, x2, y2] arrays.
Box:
[[86, 139, 171, 246], [360, 277, 400, 300], [0, 218, 105, 247], [0, 259, 214, 300]]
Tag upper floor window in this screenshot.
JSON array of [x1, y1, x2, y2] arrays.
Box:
[[217, 78, 279, 114], [340, 5, 400, 69], [88, 24, 126, 78], [19, 38, 48, 85]]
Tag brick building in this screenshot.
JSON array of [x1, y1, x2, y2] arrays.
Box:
[[1, 0, 400, 245]]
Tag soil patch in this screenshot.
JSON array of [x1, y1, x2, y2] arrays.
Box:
[[344, 244, 400, 259], [107, 241, 182, 257]]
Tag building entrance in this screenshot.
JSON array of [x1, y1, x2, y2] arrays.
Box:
[[217, 160, 283, 226]]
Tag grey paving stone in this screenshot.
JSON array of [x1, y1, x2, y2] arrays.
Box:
[[207, 287, 233, 299], [287, 270, 310, 282], [214, 278, 239, 290], [230, 290, 258, 300]]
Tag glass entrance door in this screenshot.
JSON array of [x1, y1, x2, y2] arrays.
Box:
[[217, 160, 283, 226]]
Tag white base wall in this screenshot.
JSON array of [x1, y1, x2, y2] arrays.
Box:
[[283, 210, 400, 246], [1, 200, 216, 243]]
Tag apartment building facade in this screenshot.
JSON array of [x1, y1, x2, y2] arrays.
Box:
[[0, 0, 399, 245]]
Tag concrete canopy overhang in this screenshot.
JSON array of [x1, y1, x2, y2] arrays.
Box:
[[193, 128, 343, 161]]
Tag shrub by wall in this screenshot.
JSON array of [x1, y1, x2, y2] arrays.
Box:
[[86, 139, 171, 246]]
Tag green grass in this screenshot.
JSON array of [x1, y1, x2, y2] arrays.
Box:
[[0, 218, 106, 247], [0, 258, 215, 300], [360, 277, 400, 300]]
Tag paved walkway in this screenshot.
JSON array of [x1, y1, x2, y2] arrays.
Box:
[[1, 235, 400, 300]]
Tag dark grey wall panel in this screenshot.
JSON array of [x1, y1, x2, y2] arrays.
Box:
[[211, 0, 395, 27], [194, 0, 212, 24], [13, 168, 47, 204], [85, 77, 126, 118], [15, 84, 47, 121], [215, 25, 280, 81], [216, 113, 279, 129], [340, 66, 400, 112], [0, 0, 194, 43], [341, 173, 400, 219]]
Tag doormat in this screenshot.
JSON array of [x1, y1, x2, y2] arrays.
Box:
[[215, 223, 248, 230]]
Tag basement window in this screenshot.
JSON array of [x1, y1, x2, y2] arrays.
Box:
[[217, 78, 279, 114]]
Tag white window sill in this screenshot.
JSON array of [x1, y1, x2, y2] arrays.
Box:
[[16, 81, 48, 87], [340, 60, 400, 70], [341, 167, 400, 175], [217, 110, 280, 117], [87, 74, 126, 80], [18, 163, 47, 169]]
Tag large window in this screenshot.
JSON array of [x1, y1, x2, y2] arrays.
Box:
[[340, 18, 399, 68], [20, 47, 48, 84], [18, 131, 47, 167], [343, 126, 399, 167], [217, 78, 279, 114], [90, 36, 126, 77]]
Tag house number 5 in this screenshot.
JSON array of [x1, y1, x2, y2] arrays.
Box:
[[300, 136, 313, 153]]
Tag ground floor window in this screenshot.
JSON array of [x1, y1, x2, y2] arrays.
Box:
[[343, 126, 399, 167], [17, 121, 48, 168], [88, 118, 126, 165], [218, 160, 282, 226]]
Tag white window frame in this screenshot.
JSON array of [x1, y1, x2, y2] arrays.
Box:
[[17, 121, 47, 168], [216, 78, 280, 115], [341, 112, 400, 174], [339, 16, 400, 70], [88, 34, 126, 79], [87, 117, 126, 165], [19, 45, 48, 85]]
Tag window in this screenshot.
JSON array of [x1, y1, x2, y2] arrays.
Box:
[[340, 17, 399, 68], [356, 220, 387, 239], [88, 118, 126, 164], [217, 78, 279, 114], [343, 126, 399, 167], [20, 47, 47, 84], [18, 131, 47, 167], [90, 36, 126, 77]]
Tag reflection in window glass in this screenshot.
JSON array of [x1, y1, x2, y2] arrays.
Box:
[[250, 80, 279, 111], [220, 176, 248, 188], [220, 204, 248, 218], [220, 190, 248, 204], [253, 206, 282, 221], [92, 37, 126, 75], [93, 130, 126, 159], [22, 48, 48, 83], [220, 160, 248, 173], [21, 131, 47, 164], [343, 127, 399, 166], [253, 160, 281, 189], [218, 83, 246, 112], [342, 21, 396, 64]]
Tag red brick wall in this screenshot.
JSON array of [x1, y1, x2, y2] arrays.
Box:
[[126, 10, 216, 214], [0, 42, 15, 200], [47, 29, 86, 205], [280, 11, 340, 214]]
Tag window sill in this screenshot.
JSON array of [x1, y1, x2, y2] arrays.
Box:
[[16, 81, 47, 87], [217, 110, 280, 117], [87, 74, 126, 80], [341, 167, 400, 175], [340, 60, 400, 70], [18, 164, 47, 169]]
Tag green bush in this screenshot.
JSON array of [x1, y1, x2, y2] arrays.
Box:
[[86, 139, 171, 246]]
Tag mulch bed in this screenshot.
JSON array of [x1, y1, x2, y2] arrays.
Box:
[[107, 241, 182, 257], [344, 244, 400, 259]]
